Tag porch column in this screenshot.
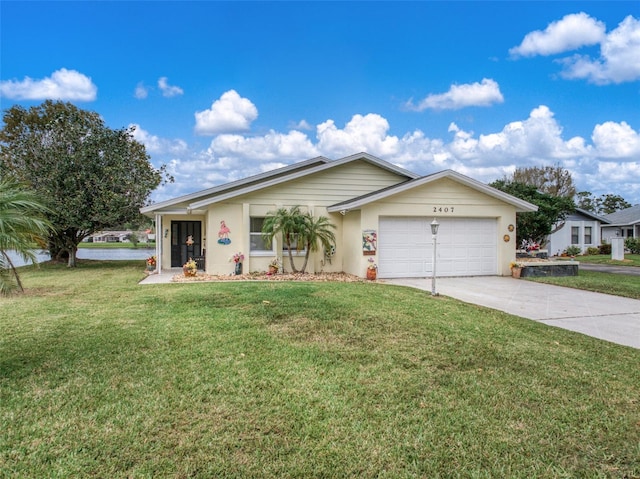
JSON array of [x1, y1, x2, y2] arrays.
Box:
[[155, 214, 162, 272]]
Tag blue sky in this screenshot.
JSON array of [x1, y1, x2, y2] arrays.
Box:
[[1, 1, 639, 204]]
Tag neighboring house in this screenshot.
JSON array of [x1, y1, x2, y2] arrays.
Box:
[[89, 231, 132, 243], [601, 205, 640, 242], [140, 153, 537, 278], [546, 208, 609, 256]]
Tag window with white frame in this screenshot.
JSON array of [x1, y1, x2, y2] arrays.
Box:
[[250, 217, 270, 252], [571, 226, 580, 244], [584, 226, 592, 244]]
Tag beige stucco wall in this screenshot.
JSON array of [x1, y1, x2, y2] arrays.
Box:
[[195, 160, 407, 275], [155, 166, 520, 277], [344, 178, 517, 277]]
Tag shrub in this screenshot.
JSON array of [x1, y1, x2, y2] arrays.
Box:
[[565, 245, 582, 256], [599, 243, 611, 255], [586, 247, 600, 255], [624, 237, 640, 254]]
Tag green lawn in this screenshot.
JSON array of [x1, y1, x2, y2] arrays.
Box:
[[569, 253, 640, 267], [1, 261, 639, 478], [530, 270, 640, 299]]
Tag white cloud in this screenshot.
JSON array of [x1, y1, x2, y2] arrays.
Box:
[[557, 15, 640, 84], [158, 77, 184, 97], [145, 107, 640, 205], [134, 82, 149, 99], [591, 121, 640, 158], [405, 79, 504, 111], [207, 130, 318, 161], [509, 12, 605, 57], [130, 124, 188, 155], [0, 68, 97, 101], [316, 114, 400, 157], [289, 119, 313, 131], [194, 90, 258, 135]]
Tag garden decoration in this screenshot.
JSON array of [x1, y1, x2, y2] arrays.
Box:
[[183, 258, 197, 277], [366, 257, 377, 280], [268, 258, 281, 275], [186, 235, 194, 246], [230, 252, 244, 275], [146, 255, 156, 271], [362, 230, 377, 255], [218, 220, 231, 244]]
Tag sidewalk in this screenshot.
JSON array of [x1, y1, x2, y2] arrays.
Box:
[[385, 276, 640, 349]]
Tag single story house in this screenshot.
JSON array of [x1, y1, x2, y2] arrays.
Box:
[[141, 153, 537, 278], [87, 231, 132, 243], [546, 208, 609, 256], [601, 205, 640, 242]]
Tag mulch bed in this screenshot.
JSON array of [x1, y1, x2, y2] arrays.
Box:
[[172, 272, 367, 283]]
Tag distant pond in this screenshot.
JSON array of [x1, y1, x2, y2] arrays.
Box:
[[5, 248, 152, 268]]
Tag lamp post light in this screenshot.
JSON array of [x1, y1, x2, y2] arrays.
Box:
[[430, 218, 439, 296]]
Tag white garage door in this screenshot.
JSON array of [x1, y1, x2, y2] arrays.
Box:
[[378, 217, 497, 278]]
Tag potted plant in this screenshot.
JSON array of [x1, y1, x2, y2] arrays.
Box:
[[183, 258, 197, 277], [268, 257, 281, 275], [145, 255, 156, 272], [230, 252, 244, 275], [366, 257, 378, 280], [510, 261, 523, 279]]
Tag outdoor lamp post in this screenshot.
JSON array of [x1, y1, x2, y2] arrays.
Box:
[[430, 218, 439, 296]]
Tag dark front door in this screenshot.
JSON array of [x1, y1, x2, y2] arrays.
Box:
[[171, 221, 202, 267]]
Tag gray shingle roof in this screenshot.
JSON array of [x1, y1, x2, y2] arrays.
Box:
[[602, 205, 640, 225]]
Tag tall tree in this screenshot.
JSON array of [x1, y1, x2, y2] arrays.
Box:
[[0, 179, 51, 294], [0, 100, 171, 267], [510, 165, 576, 198], [575, 191, 631, 215], [598, 194, 631, 215], [490, 180, 575, 245]]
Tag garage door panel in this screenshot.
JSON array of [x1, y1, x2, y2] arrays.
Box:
[[379, 217, 497, 278]]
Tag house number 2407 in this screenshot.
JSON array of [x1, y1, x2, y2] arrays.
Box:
[[433, 206, 454, 213]]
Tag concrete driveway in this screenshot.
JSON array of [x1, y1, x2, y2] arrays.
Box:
[[385, 276, 640, 349]]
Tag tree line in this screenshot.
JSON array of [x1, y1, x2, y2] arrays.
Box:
[[490, 165, 634, 246]]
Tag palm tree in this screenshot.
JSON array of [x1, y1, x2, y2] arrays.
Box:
[[261, 206, 306, 273], [298, 213, 336, 273], [0, 179, 51, 294]]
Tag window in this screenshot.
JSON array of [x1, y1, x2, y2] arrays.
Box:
[[250, 218, 269, 251], [584, 226, 592, 244], [571, 226, 580, 244]]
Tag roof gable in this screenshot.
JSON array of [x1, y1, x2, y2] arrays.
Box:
[[141, 156, 331, 214], [573, 208, 610, 223], [327, 169, 538, 213], [142, 153, 416, 214]]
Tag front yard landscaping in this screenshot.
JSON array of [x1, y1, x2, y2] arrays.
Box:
[[1, 261, 639, 478]]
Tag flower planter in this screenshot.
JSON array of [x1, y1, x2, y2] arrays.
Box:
[[234, 262, 243, 275], [183, 266, 197, 277], [268, 266, 278, 275], [511, 267, 522, 279], [366, 268, 377, 280]]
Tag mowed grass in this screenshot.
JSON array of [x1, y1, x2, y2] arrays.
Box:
[[530, 269, 640, 299], [573, 254, 640, 267], [1, 262, 639, 478]]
